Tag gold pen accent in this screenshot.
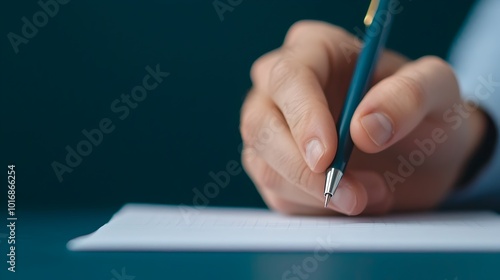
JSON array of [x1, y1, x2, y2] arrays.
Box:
[[364, 0, 380, 26]]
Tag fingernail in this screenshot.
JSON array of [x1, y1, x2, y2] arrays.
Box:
[[330, 183, 356, 214], [361, 113, 393, 146], [305, 139, 324, 170]]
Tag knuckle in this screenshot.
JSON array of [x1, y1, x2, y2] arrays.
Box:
[[269, 57, 299, 92], [250, 53, 276, 86], [327, 25, 354, 45], [286, 20, 349, 44], [250, 57, 265, 84], [420, 55, 449, 71], [420, 55, 460, 96], [240, 108, 259, 147], [254, 126, 274, 152], [241, 147, 257, 170], [286, 20, 317, 42], [283, 94, 312, 132], [268, 57, 317, 135]]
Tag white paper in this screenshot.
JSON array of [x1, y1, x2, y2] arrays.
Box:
[[67, 203, 500, 252]]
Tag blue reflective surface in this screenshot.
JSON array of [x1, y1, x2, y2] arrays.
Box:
[[2, 209, 499, 280]]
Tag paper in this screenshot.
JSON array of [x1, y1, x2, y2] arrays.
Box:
[[67, 203, 500, 252]]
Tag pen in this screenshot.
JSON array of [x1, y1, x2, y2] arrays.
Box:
[[324, 0, 395, 207]]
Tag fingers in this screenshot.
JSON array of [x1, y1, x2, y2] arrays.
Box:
[[250, 21, 408, 173], [351, 56, 460, 153], [241, 91, 323, 194], [243, 19, 467, 217], [251, 21, 348, 173], [240, 93, 363, 215], [242, 145, 392, 216], [240, 93, 395, 216], [242, 153, 334, 215]]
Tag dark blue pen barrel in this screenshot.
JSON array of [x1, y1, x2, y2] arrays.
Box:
[[330, 0, 394, 172], [333, 117, 355, 171]]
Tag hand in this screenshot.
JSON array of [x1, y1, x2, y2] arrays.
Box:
[[240, 21, 487, 216]]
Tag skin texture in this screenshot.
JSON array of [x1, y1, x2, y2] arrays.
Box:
[[240, 21, 487, 216]]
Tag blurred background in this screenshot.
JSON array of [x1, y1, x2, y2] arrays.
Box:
[[1, 0, 476, 211]]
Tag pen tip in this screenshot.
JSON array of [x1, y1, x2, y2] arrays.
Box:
[[324, 194, 332, 208]]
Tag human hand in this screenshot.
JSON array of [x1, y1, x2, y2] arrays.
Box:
[[240, 21, 487, 216]]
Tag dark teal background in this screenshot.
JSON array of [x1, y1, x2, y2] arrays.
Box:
[[5, 2, 500, 280], [1, 0, 475, 211]]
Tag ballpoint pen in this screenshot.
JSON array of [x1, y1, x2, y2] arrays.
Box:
[[324, 0, 395, 207]]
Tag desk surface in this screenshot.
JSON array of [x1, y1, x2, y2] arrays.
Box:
[[2, 208, 500, 280]]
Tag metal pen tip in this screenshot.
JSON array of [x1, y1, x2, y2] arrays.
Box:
[[324, 194, 332, 208], [323, 167, 343, 208]]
